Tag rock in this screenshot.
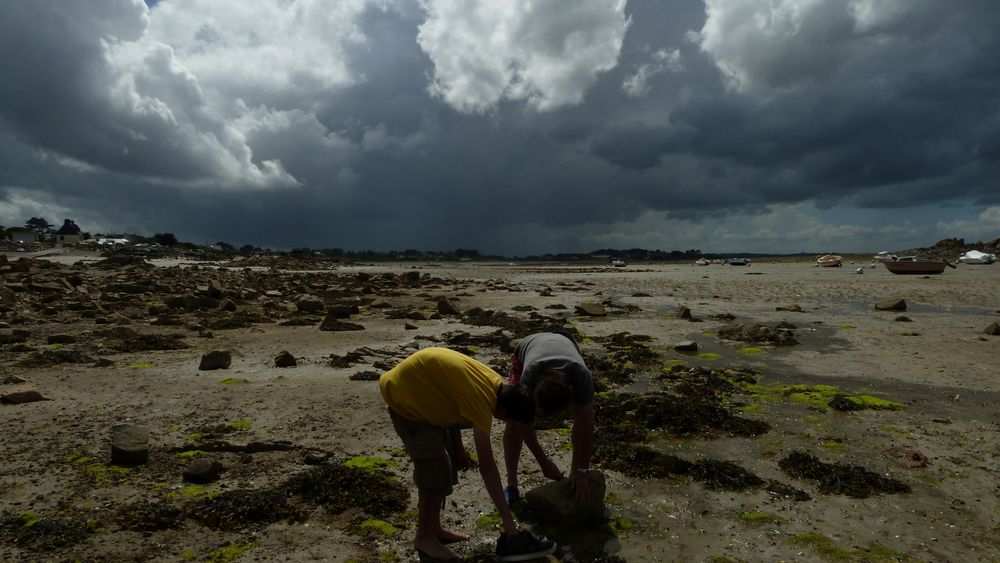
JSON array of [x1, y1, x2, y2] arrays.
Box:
[[404, 322, 418, 330], [0, 287, 16, 307], [328, 304, 360, 318], [183, 457, 225, 483], [110, 424, 150, 465], [47, 334, 77, 344], [1, 386, 51, 404], [984, 322, 1000, 336], [675, 306, 692, 320], [199, 350, 232, 370], [437, 298, 461, 316], [274, 350, 297, 368], [296, 296, 325, 314], [205, 279, 224, 299], [718, 320, 798, 345], [319, 312, 365, 331], [218, 298, 238, 312], [673, 341, 698, 352], [875, 298, 907, 311], [92, 358, 114, 368], [524, 470, 606, 522], [775, 304, 802, 312], [895, 316, 912, 322], [575, 302, 607, 317], [403, 310, 428, 321]]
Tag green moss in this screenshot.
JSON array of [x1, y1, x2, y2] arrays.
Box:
[[218, 377, 241, 385], [126, 362, 154, 369], [343, 455, 396, 471], [205, 542, 258, 563], [389, 448, 408, 458], [85, 463, 130, 483], [803, 415, 827, 426], [607, 516, 635, 535], [229, 418, 252, 431], [833, 395, 905, 411], [553, 427, 572, 436], [789, 532, 853, 561], [737, 512, 785, 526], [180, 550, 198, 560], [738, 403, 768, 415], [739, 347, 766, 355], [701, 331, 717, 337], [697, 353, 722, 361], [559, 442, 573, 451], [839, 324, 856, 330], [860, 543, 917, 562], [476, 512, 502, 530], [175, 450, 206, 459], [359, 518, 401, 536], [64, 451, 90, 464], [185, 432, 205, 441], [47, 343, 63, 350], [820, 442, 846, 453], [19, 512, 40, 528]]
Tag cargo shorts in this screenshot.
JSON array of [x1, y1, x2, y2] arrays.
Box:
[[388, 408, 459, 497]]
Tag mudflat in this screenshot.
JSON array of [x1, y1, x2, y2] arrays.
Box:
[[1, 250, 997, 562]]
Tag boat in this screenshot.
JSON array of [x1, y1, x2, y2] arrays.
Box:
[[957, 250, 997, 264], [727, 258, 750, 266], [693, 258, 711, 266], [883, 257, 953, 275], [816, 255, 843, 267], [611, 259, 627, 267], [873, 251, 897, 263]]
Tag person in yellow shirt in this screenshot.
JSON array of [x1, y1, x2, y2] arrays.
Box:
[[380, 347, 555, 561]]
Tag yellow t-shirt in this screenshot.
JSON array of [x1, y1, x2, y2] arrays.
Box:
[[379, 347, 501, 433]]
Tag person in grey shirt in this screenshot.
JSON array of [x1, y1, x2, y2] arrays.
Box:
[[504, 332, 595, 504]]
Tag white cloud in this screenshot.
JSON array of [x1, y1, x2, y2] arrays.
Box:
[[690, 0, 956, 93], [417, 0, 630, 113], [622, 48, 683, 98]]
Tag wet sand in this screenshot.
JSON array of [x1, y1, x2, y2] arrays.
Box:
[[1, 252, 998, 562]]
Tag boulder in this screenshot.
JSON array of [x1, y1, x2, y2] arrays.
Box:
[[296, 296, 325, 314], [575, 302, 607, 317], [274, 350, 297, 368], [524, 470, 606, 522], [47, 334, 77, 345], [110, 424, 150, 465], [1, 386, 51, 404], [183, 457, 225, 483], [675, 306, 692, 320], [985, 322, 1000, 336], [673, 341, 699, 352], [199, 350, 232, 370], [319, 312, 365, 331], [437, 298, 462, 316], [875, 298, 907, 312]]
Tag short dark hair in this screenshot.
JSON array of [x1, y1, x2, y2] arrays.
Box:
[[497, 383, 536, 423], [535, 369, 574, 414]]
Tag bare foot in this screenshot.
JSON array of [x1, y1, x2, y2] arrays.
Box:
[[414, 538, 457, 561], [438, 528, 471, 544]]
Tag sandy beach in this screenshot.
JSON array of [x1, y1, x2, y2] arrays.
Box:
[[1, 250, 997, 562]]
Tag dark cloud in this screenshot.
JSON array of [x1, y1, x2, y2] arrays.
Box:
[[2, 0, 1000, 255]]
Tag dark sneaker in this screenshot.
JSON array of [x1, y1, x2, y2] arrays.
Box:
[[496, 530, 556, 561], [503, 486, 520, 505]]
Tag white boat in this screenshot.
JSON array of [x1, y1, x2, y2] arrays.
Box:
[[873, 251, 897, 263], [611, 259, 627, 267], [816, 255, 843, 267], [693, 258, 710, 266], [957, 250, 996, 264], [727, 258, 750, 266]]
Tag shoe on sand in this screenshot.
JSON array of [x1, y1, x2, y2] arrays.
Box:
[[496, 530, 556, 561]]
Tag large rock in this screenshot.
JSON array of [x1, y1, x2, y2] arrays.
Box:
[[319, 311, 365, 331], [110, 424, 150, 465], [274, 350, 297, 368], [437, 298, 462, 316], [875, 298, 907, 312], [524, 470, 606, 522], [296, 296, 325, 314], [183, 457, 225, 483], [575, 302, 607, 317], [985, 322, 1000, 336], [718, 320, 798, 345], [1, 386, 51, 404], [199, 350, 232, 370]]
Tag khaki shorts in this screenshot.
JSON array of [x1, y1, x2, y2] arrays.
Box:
[[388, 409, 458, 497]]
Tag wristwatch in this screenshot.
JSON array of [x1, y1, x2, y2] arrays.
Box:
[[574, 467, 588, 476]]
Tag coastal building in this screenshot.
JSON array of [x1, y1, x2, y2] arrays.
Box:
[[55, 219, 83, 247]]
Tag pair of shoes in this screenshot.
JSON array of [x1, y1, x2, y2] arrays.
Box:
[[496, 530, 556, 561], [503, 485, 520, 504]]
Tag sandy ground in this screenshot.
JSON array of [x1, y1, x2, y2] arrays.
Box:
[[1, 251, 998, 562]]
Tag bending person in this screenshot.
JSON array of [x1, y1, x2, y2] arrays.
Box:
[[503, 332, 595, 504]]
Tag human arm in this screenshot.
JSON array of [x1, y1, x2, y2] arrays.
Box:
[[473, 426, 518, 538], [569, 401, 595, 503], [519, 423, 564, 480]]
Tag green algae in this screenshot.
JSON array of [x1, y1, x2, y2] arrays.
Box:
[[86, 463, 130, 483], [64, 451, 89, 464], [358, 518, 400, 536], [205, 541, 259, 563], [175, 450, 206, 459], [229, 418, 252, 431], [789, 532, 916, 562], [185, 432, 205, 441], [476, 512, 502, 530], [739, 347, 766, 355], [697, 353, 722, 361], [218, 377, 241, 385], [343, 455, 396, 471], [829, 394, 905, 411], [607, 516, 635, 535], [126, 362, 154, 369], [737, 511, 785, 526]]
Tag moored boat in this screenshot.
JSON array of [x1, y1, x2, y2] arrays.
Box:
[[816, 255, 843, 267], [883, 257, 951, 275], [727, 258, 750, 266], [957, 250, 997, 264]]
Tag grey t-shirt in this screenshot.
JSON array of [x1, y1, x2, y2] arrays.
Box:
[[515, 332, 594, 405]]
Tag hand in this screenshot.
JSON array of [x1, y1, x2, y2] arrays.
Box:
[[570, 471, 591, 504], [539, 458, 563, 481]]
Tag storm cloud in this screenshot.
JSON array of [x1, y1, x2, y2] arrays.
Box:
[[1, 0, 998, 254]]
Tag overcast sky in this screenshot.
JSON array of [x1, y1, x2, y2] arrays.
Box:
[[2, 0, 999, 255]]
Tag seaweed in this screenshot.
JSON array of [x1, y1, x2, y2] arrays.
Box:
[[779, 451, 911, 498]]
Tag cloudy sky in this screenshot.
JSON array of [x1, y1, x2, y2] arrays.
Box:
[[2, 0, 999, 255]]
